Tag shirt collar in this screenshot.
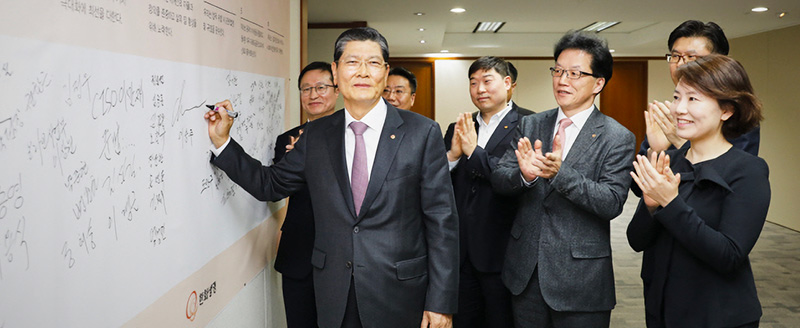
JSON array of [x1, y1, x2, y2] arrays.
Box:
[[477, 102, 513, 128], [344, 99, 387, 132], [556, 104, 594, 130]]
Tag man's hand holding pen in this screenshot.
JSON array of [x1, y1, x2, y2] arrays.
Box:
[[204, 100, 235, 149]]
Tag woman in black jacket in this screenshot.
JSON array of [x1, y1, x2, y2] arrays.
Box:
[[627, 54, 769, 328]]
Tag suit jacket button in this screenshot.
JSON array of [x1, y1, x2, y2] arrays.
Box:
[[353, 226, 360, 234], [346, 261, 352, 269]]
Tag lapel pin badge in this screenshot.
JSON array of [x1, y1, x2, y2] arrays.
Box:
[[390, 134, 396, 139], [592, 134, 597, 138], [504, 125, 508, 129]]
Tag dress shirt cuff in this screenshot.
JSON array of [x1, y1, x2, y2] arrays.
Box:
[[211, 136, 231, 157], [521, 173, 537, 187], [448, 159, 459, 171]]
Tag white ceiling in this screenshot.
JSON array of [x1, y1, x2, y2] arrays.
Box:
[[308, 0, 800, 57]]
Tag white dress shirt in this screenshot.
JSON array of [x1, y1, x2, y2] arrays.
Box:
[[344, 100, 387, 184]]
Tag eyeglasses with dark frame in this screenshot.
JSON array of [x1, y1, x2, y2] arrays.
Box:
[[666, 53, 701, 64], [300, 84, 335, 97], [549, 67, 598, 79]]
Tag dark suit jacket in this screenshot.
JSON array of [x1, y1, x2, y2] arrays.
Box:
[[491, 107, 635, 312], [444, 106, 533, 273], [272, 123, 314, 279], [211, 102, 459, 328], [638, 125, 761, 156], [627, 147, 770, 327]]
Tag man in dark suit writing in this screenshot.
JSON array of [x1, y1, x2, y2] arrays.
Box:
[[491, 31, 635, 327], [205, 27, 459, 328], [273, 61, 339, 328]]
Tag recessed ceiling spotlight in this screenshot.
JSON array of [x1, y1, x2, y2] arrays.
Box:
[[450, 7, 466, 13], [420, 40, 426, 44], [609, 49, 616, 53], [440, 50, 449, 53], [419, 28, 425, 31], [778, 12, 787, 18], [751, 7, 768, 12], [414, 12, 425, 16]]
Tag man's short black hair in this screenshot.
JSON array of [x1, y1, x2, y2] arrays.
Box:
[[668, 20, 729, 55], [508, 62, 519, 83], [554, 31, 613, 87], [298, 61, 333, 90], [388, 67, 417, 93], [468, 56, 510, 79], [333, 27, 389, 63]]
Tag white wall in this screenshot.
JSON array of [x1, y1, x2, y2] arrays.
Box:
[[730, 24, 800, 231]]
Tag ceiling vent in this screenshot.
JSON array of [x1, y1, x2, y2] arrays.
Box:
[[473, 22, 506, 33], [580, 21, 620, 32]]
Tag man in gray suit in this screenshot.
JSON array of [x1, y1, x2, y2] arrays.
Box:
[[205, 27, 459, 328], [491, 31, 635, 327]]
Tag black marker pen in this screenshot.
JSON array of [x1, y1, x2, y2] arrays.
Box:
[[206, 104, 239, 118]]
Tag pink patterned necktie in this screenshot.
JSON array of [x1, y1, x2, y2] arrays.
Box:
[[554, 118, 573, 159], [349, 121, 369, 216]]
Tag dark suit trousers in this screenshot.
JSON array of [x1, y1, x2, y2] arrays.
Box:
[[454, 259, 512, 328], [282, 274, 317, 328], [341, 277, 363, 328], [512, 267, 610, 328]]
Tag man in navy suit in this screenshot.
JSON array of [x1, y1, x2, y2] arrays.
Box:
[[492, 31, 635, 327], [444, 56, 532, 328], [205, 27, 458, 328], [273, 61, 339, 328]]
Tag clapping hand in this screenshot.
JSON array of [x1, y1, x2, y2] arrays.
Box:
[[515, 137, 542, 182], [631, 151, 680, 213], [285, 129, 303, 153], [532, 133, 564, 179], [457, 113, 478, 157]]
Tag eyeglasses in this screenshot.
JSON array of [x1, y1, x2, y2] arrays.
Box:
[[666, 53, 701, 64], [300, 84, 334, 97], [550, 67, 598, 79], [340, 59, 388, 72], [383, 88, 409, 97]]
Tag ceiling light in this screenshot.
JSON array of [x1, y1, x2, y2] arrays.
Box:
[[418, 28, 425, 31], [414, 12, 425, 16], [473, 22, 506, 33], [440, 50, 449, 53], [450, 7, 466, 13], [420, 40, 426, 44], [609, 49, 616, 53], [778, 12, 787, 18], [751, 7, 768, 12], [580, 21, 620, 32]]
